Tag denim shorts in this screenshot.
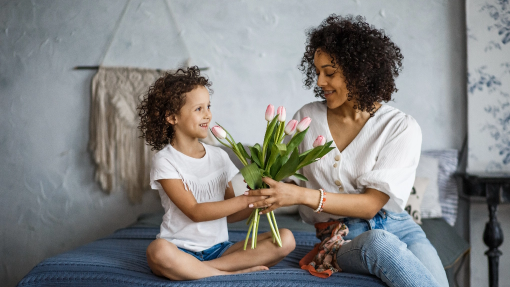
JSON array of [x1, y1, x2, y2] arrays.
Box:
[[178, 241, 234, 261]]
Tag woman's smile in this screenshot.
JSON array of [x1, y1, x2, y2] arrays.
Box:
[[323, 90, 335, 97]]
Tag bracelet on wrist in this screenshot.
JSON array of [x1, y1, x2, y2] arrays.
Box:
[[314, 188, 326, 213]]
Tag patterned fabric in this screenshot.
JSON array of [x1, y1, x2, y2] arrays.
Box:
[[299, 221, 350, 278], [422, 150, 459, 226]]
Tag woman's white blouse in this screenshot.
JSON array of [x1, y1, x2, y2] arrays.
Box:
[[293, 102, 422, 224], [150, 143, 238, 252]]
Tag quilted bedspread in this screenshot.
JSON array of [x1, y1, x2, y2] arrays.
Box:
[[18, 226, 386, 287]]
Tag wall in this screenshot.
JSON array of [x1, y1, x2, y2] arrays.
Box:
[[0, 0, 467, 286]]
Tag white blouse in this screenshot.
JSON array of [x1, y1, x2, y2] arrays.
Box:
[[293, 101, 422, 224], [150, 143, 239, 252]]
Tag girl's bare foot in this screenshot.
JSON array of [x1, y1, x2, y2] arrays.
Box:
[[229, 266, 268, 275]]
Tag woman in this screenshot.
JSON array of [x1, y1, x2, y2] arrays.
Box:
[[247, 15, 448, 287]]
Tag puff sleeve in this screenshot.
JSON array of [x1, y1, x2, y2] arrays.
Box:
[[356, 115, 422, 212], [150, 153, 181, 190]]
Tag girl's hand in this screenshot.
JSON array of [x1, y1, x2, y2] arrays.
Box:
[[245, 177, 300, 215]]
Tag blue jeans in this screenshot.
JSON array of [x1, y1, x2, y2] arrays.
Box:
[[335, 210, 448, 287], [178, 241, 234, 261]]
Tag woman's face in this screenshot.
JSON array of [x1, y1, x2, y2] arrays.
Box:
[[314, 49, 351, 110]]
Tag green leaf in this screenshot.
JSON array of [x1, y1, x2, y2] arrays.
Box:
[[275, 143, 287, 155], [252, 143, 263, 166], [263, 117, 279, 151], [298, 149, 312, 161], [274, 147, 300, 181], [240, 163, 263, 190], [316, 141, 335, 159], [237, 143, 250, 161], [270, 156, 284, 178], [265, 144, 281, 172], [293, 173, 308, 182], [253, 143, 261, 153], [249, 146, 262, 167], [297, 145, 325, 169], [283, 127, 308, 159]]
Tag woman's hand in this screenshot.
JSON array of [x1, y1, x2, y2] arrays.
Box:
[[245, 177, 301, 215]]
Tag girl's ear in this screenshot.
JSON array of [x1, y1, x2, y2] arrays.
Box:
[[166, 113, 177, 125]]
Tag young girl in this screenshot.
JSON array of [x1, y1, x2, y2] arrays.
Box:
[[137, 66, 296, 281]]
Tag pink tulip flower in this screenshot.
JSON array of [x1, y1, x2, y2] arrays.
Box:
[[211, 126, 226, 139], [296, 117, 312, 132], [284, 119, 298, 135], [277, 106, 286, 122], [313, 135, 326, 148], [265, 105, 275, 121]]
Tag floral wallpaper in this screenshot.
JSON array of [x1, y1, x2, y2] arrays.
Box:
[[468, 0, 510, 173]]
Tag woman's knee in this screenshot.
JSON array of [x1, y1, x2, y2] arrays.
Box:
[[359, 229, 407, 257]]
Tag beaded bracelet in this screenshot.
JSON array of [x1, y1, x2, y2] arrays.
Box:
[[314, 188, 326, 213]]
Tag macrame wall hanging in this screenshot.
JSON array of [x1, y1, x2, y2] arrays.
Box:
[[89, 67, 161, 203], [84, 0, 214, 203]]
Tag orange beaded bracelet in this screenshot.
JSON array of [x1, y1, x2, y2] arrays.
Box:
[[314, 188, 327, 213]]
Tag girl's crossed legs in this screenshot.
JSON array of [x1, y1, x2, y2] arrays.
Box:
[[146, 228, 296, 280]]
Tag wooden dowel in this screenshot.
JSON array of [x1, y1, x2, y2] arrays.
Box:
[[73, 66, 209, 71]]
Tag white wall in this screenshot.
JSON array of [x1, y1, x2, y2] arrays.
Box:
[[1, 0, 467, 286]]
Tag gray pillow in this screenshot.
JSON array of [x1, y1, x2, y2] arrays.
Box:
[[422, 150, 459, 226]]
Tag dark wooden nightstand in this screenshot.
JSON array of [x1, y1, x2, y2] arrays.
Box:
[[458, 173, 510, 287]]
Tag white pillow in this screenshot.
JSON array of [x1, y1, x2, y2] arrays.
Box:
[[230, 173, 299, 214], [405, 177, 429, 224], [416, 155, 443, 218]]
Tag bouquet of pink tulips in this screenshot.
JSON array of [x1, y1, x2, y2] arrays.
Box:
[[211, 105, 334, 249]]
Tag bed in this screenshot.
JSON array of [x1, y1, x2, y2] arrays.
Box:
[[17, 149, 469, 286]]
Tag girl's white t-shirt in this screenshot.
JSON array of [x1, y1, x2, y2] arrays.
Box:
[[150, 143, 239, 252], [293, 101, 422, 224]]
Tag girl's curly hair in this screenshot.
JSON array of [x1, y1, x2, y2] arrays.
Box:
[[137, 66, 212, 150], [300, 14, 403, 116]]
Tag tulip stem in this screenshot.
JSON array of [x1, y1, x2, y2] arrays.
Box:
[[271, 211, 282, 246], [243, 215, 254, 250], [251, 208, 259, 249], [266, 212, 282, 247]]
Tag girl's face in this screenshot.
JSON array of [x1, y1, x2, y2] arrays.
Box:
[[168, 85, 211, 141], [314, 49, 352, 110]]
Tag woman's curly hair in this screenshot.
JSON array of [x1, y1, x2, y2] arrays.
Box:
[[300, 14, 403, 115], [137, 66, 212, 150]]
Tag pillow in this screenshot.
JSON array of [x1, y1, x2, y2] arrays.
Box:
[[230, 173, 299, 214], [405, 177, 429, 224], [416, 155, 443, 219], [421, 150, 459, 226]]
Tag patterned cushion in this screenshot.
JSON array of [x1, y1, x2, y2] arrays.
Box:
[[405, 177, 429, 224], [421, 150, 459, 226]]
